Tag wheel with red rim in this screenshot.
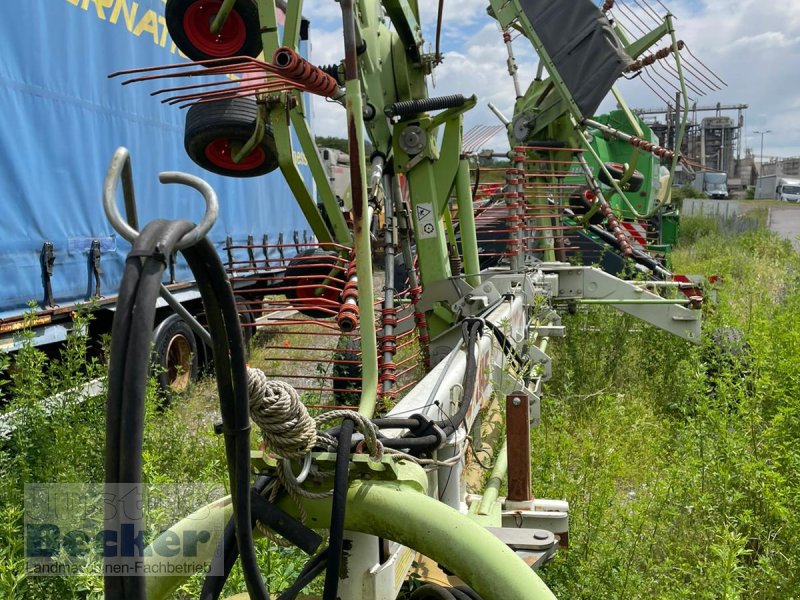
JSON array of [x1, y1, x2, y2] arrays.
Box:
[[598, 161, 644, 193], [185, 97, 279, 177], [284, 249, 344, 319], [165, 0, 262, 62]]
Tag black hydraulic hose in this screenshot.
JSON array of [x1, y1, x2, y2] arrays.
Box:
[[560, 203, 672, 280], [323, 321, 482, 456], [182, 237, 269, 600], [105, 219, 194, 600], [104, 220, 162, 486], [200, 476, 271, 600], [472, 161, 481, 200], [482, 319, 528, 372], [322, 418, 355, 600], [586, 222, 671, 279], [105, 222, 163, 600], [119, 221, 192, 483], [438, 320, 481, 436], [277, 548, 330, 600]]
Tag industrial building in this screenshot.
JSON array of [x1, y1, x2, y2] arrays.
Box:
[[634, 103, 755, 191]]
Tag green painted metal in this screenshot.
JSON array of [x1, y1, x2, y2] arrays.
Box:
[[232, 103, 266, 165], [578, 298, 692, 305], [382, 0, 423, 62], [404, 103, 479, 337], [584, 109, 659, 219], [623, 22, 670, 60], [281, 0, 303, 48], [660, 211, 680, 246], [144, 464, 556, 600], [270, 105, 333, 244], [251, 0, 350, 245], [257, 0, 280, 57], [289, 107, 353, 245], [210, 0, 237, 34], [345, 76, 379, 419], [477, 439, 507, 518], [456, 158, 481, 286]]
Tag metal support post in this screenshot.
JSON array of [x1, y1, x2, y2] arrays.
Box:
[[456, 158, 481, 286], [341, 0, 378, 418], [506, 392, 532, 503]]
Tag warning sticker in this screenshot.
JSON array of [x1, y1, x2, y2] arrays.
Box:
[[415, 203, 436, 239]]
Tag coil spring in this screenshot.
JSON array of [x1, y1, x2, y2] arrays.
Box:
[[385, 94, 467, 118]]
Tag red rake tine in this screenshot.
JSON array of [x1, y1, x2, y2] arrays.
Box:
[[165, 79, 291, 105]]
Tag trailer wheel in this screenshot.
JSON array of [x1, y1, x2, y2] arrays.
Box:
[[152, 314, 199, 398], [185, 98, 279, 178], [165, 0, 262, 62], [284, 249, 344, 319], [234, 295, 256, 356]]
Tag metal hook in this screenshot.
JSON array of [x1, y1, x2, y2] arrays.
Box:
[[158, 171, 219, 249], [103, 146, 219, 250]]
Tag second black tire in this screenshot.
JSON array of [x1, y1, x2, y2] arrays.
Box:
[[185, 97, 279, 178]]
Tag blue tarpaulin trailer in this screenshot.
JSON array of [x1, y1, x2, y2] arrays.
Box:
[[0, 0, 314, 352]]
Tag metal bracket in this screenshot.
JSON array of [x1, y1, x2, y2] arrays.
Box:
[[528, 343, 552, 382], [247, 234, 257, 269], [532, 325, 565, 338], [40, 242, 56, 307], [90, 239, 102, 298], [452, 282, 503, 319], [543, 264, 702, 342]]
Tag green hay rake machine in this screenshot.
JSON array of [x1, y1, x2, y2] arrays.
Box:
[[99, 1, 710, 598]]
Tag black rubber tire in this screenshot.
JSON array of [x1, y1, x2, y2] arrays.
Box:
[[283, 249, 344, 319], [185, 97, 279, 178], [568, 187, 605, 226], [152, 314, 199, 398], [165, 0, 262, 62], [598, 161, 644, 193], [332, 335, 361, 406]]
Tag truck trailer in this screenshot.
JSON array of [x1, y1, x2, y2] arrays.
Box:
[[0, 1, 315, 390], [756, 175, 800, 202]]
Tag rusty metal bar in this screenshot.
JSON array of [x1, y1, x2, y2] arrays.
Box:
[[506, 392, 532, 503]]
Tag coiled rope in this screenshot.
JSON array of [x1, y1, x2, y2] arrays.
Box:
[[247, 368, 382, 504]]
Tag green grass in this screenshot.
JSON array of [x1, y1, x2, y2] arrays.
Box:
[[0, 314, 310, 599], [534, 220, 800, 598]]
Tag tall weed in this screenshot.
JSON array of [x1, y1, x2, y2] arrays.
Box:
[[537, 220, 800, 598]]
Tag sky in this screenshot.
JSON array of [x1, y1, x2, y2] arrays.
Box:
[[302, 0, 800, 160]]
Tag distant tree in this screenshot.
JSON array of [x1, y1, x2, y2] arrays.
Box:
[[315, 136, 349, 153], [315, 136, 373, 156]]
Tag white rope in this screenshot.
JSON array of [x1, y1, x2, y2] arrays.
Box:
[[247, 368, 317, 460]]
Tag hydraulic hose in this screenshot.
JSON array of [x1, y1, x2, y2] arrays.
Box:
[[322, 418, 355, 600], [105, 219, 194, 600], [200, 476, 271, 600], [106, 228, 269, 600], [181, 237, 269, 600]]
